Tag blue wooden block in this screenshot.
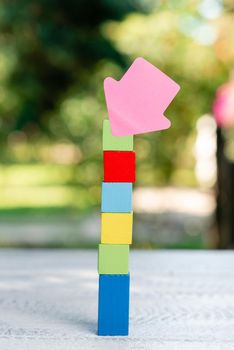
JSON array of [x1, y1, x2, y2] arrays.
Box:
[[101, 182, 132, 213], [98, 274, 130, 336]]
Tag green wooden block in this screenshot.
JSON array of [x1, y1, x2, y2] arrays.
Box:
[[103, 120, 133, 151], [98, 244, 129, 274]]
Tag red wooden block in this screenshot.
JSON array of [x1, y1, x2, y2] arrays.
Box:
[[103, 151, 136, 182]]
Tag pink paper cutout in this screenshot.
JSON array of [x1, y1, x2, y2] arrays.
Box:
[[104, 57, 180, 136]]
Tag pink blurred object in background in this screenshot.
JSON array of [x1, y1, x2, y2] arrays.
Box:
[[213, 79, 234, 128]]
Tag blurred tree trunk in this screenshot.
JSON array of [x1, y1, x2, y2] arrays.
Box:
[[216, 128, 234, 248]]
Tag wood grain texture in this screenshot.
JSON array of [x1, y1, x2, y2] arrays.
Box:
[[0, 249, 234, 349]]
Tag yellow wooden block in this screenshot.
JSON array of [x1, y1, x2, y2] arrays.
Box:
[[101, 213, 133, 244]]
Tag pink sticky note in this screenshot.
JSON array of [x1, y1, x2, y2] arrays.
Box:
[[104, 57, 180, 136]]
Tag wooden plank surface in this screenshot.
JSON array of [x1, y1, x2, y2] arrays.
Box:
[[0, 249, 234, 349]]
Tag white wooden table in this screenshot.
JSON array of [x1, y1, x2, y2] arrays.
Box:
[[0, 249, 234, 349]]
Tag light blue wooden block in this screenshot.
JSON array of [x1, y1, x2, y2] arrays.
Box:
[[101, 182, 132, 213]]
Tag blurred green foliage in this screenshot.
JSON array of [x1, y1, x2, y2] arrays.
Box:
[[0, 0, 147, 133], [0, 0, 234, 211]]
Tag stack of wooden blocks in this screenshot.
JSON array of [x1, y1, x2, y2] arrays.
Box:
[[98, 119, 135, 336]]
